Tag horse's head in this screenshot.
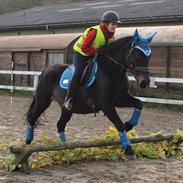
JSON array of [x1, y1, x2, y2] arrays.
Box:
[[125, 29, 156, 88]]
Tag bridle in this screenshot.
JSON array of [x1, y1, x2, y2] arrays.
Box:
[[104, 42, 151, 74], [126, 44, 150, 74]]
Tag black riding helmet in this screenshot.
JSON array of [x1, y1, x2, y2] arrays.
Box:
[[101, 10, 121, 23]]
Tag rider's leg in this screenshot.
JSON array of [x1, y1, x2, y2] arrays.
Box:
[[63, 52, 90, 110]]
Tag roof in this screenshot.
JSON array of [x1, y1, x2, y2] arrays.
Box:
[[0, 0, 183, 31], [0, 25, 182, 51]]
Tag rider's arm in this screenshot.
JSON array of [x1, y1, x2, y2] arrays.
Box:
[[81, 29, 97, 56]]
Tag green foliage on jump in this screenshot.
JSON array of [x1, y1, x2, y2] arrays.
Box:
[[0, 128, 183, 171]]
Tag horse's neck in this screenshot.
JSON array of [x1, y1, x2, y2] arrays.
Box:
[[98, 54, 127, 80], [107, 37, 132, 69], [97, 36, 133, 79], [102, 47, 129, 76]]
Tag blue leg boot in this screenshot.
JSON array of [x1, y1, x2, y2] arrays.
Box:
[[59, 132, 67, 143], [119, 131, 131, 150], [125, 108, 141, 132], [26, 123, 34, 144], [119, 131, 135, 160]]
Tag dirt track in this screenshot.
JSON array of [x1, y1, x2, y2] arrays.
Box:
[[0, 95, 183, 183]]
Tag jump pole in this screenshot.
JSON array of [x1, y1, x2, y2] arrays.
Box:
[[9, 133, 183, 174]]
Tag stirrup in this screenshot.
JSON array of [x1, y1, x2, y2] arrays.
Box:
[[63, 98, 72, 110]]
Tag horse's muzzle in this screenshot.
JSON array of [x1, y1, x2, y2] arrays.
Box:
[[135, 73, 150, 89], [139, 79, 150, 88]]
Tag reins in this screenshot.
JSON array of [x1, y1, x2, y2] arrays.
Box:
[[104, 44, 150, 74], [105, 55, 127, 71]]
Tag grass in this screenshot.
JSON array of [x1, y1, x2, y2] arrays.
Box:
[[129, 85, 183, 112], [0, 76, 9, 85], [0, 76, 34, 97], [0, 90, 33, 97], [143, 103, 183, 112]]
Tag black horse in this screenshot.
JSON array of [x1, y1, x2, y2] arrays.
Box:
[[25, 29, 156, 159]]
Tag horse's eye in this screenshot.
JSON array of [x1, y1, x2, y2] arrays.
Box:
[[134, 49, 144, 58]]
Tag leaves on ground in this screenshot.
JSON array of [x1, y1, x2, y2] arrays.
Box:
[[0, 127, 183, 170]]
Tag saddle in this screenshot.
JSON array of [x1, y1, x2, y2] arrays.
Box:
[[60, 60, 98, 89]]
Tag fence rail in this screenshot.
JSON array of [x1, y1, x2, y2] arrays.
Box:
[[0, 70, 182, 105], [0, 70, 41, 91]]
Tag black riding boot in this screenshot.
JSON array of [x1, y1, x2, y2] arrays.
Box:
[[63, 76, 80, 110], [63, 52, 90, 110]]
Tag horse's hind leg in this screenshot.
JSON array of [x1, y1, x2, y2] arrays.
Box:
[[57, 109, 72, 143], [26, 96, 52, 144]]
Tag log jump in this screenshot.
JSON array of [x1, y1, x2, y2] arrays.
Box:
[[9, 133, 183, 173]]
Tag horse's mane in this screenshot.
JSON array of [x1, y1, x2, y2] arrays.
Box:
[[105, 36, 133, 54], [96, 36, 134, 76]]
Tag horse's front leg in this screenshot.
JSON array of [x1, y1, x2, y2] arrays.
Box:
[[57, 109, 72, 143], [102, 105, 135, 159], [115, 92, 143, 132]]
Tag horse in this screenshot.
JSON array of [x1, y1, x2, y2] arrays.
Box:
[[25, 29, 156, 159]]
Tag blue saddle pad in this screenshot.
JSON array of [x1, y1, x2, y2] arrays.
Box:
[[60, 62, 98, 89]]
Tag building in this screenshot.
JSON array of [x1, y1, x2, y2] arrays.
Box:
[[0, 0, 182, 88], [0, 0, 182, 36]]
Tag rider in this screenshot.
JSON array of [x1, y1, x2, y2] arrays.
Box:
[[63, 10, 121, 110]]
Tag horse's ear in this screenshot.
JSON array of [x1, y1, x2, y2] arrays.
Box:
[[146, 32, 157, 43], [134, 29, 139, 38], [133, 29, 139, 43]]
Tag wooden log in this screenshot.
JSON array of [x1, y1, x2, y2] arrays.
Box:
[[9, 133, 183, 173], [10, 134, 175, 153]]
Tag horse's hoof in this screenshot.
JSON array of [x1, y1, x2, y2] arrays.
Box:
[[125, 146, 136, 160], [125, 154, 136, 161], [26, 140, 31, 145]]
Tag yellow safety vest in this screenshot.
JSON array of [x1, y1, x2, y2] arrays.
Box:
[[74, 25, 113, 56]]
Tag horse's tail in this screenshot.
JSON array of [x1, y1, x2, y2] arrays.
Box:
[[26, 64, 67, 123]]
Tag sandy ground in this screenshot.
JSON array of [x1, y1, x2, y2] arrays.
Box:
[[0, 95, 183, 183]]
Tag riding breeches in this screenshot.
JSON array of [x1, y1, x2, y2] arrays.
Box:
[[66, 52, 92, 99]]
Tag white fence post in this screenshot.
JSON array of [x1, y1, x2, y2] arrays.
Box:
[[149, 77, 157, 88], [33, 75, 39, 90]]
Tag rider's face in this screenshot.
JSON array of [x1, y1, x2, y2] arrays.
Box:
[[106, 22, 118, 33]]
